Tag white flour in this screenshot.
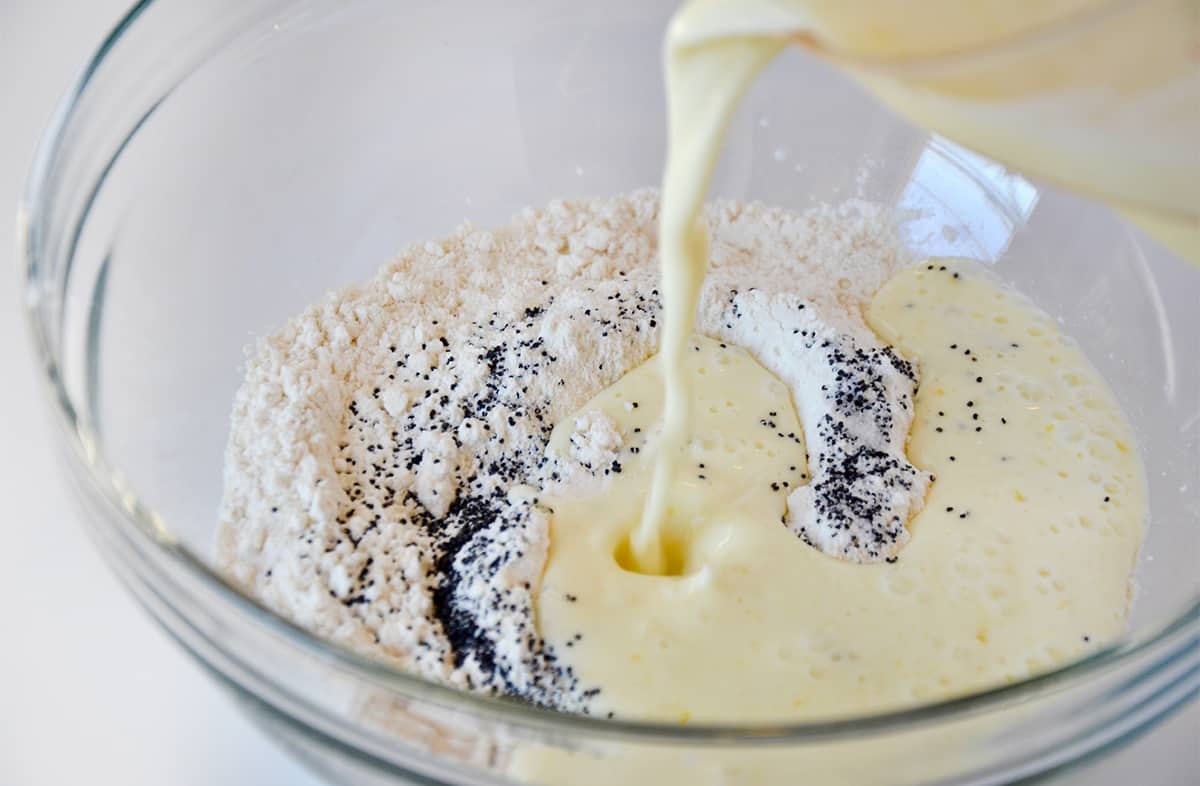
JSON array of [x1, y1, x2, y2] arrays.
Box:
[[217, 190, 919, 710]]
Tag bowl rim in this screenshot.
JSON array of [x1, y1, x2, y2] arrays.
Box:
[[19, 0, 1200, 745]]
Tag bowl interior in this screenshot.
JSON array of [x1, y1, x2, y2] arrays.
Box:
[[59, 0, 1197, 671]]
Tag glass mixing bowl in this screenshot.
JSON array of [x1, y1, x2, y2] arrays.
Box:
[[20, 1, 1198, 784]]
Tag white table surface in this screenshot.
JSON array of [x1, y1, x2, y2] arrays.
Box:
[[0, 3, 1194, 785]]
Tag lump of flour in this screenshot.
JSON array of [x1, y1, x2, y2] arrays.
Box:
[[707, 289, 931, 562], [216, 190, 924, 710]]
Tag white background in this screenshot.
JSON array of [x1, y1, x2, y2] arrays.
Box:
[[0, 2, 1194, 785]]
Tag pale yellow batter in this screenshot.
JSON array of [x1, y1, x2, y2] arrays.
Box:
[[627, 0, 1163, 658], [539, 259, 1144, 723]]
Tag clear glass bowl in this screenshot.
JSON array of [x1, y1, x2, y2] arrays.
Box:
[[20, 1, 1198, 784]]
